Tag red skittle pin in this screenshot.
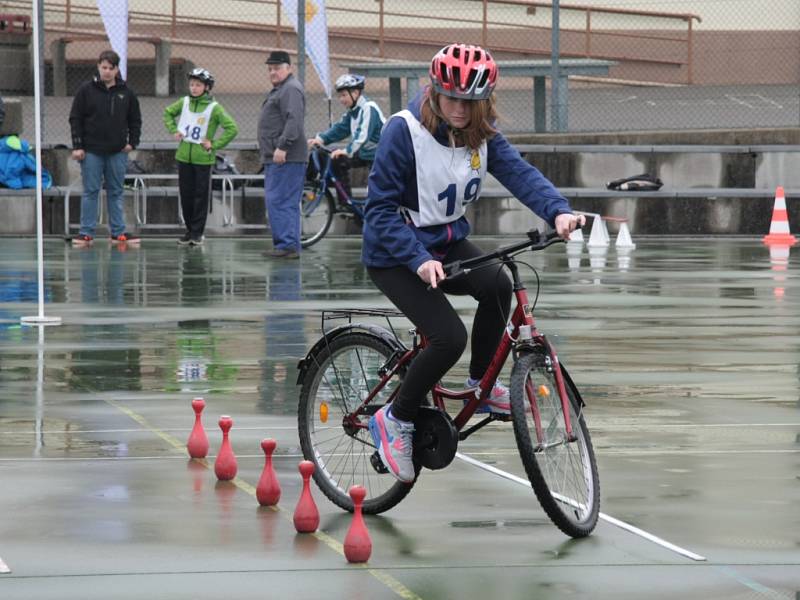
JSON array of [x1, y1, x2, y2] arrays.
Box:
[[187, 397, 209, 459], [344, 485, 371, 563], [214, 415, 237, 481], [293, 461, 319, 533], [256, 438, 281, 506]]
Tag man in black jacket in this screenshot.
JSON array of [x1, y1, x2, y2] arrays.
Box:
[[69, 50, 142, 246]]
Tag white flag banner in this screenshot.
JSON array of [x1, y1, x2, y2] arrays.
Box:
[[281, 0, 332, 98], [96, 0, 129, 79]]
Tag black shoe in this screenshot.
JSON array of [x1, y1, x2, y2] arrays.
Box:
[[177, 233, 192, 246], [189, 236, 204, 246]]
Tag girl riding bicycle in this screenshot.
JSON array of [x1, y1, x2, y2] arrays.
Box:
[[364, 43, 585, 483]]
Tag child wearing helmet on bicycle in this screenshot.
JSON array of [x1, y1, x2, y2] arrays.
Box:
[[164, 67, 239, 245], [307, 74, 385, 199], [364, 43, 584, 483]]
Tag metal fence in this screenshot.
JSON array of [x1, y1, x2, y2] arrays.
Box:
[[1, 0, 798, 143]]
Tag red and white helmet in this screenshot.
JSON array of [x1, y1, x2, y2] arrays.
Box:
[[429, 43, 498, 100]]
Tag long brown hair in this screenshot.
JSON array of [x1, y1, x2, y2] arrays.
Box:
[[419, 87, 497, 150]]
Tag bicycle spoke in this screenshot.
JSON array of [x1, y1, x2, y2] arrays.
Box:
[[299, 332, 415, 514]]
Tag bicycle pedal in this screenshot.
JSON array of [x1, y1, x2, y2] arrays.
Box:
[[491, 413, 513, 422], [370, 451, 389, 474]]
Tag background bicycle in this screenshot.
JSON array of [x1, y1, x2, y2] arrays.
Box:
[[300, 145, 366, 248]]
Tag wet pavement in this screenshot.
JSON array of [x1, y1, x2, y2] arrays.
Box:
[[0, 235, 798, 599]]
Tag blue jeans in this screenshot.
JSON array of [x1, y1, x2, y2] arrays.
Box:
[[79, 151, 128, 237], [264, 162, 305, 252]]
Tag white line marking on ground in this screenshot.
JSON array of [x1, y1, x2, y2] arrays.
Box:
[[753, 94, 783, 109], [0, 556, 10, 573], [726, 95, 757, 108], [455, 451, 707, 562]]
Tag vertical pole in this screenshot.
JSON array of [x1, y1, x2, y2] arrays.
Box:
[[297, 0, 305, 86], [277, 0, 282, 48], [687, 18, 694, 85], [482, 0, 488, 48], [22, 0, 60, 326], [34, 0, 45, 319], [37, 0, 45, 133], [584, 9, 591, 57], [66, 0, 71, 27], [378, 0, 384, 58], [171, 0, 176, 38], [550, 0, 566, 132]]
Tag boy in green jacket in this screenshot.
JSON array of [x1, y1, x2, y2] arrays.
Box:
[[164, 68, 238, 245]]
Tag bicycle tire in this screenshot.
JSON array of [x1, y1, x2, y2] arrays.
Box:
[[509, 348, 600, 538], [300, 187, 335, 248], [298, 332, 418, 514]]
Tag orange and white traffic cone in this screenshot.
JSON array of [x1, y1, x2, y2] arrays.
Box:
[[762, 186, 797, 246]]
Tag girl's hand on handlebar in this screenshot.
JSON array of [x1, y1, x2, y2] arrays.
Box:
[[307, 137, 323, 148], [555, 213, 586, 240], [416, 260, 445, 289]]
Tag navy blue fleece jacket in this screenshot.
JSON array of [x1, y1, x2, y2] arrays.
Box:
[[361, 93, 574, 272]]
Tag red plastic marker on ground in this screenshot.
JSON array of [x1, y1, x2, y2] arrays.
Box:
[[344, 485, 371, 563], [256, 438, 281, 506], [293, 461, 319, 533], [214, 416, 238, 481], [186, 397, 209, 459]]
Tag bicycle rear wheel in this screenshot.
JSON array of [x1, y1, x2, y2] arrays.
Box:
[[300, 187, 335, 248], [297, 332, 418, 514], [509, 348, 600, 538]]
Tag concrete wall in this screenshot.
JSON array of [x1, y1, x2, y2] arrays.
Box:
[[2, 127, 798, 237]]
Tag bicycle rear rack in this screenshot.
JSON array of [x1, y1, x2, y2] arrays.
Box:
[[321, 308, 406, 335]]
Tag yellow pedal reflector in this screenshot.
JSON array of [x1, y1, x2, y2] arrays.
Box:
[[537, 384, 550, 397], [320, 402, 329, 423]]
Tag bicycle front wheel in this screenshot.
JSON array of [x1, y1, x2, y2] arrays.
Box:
[[300, 187, 335, 248], [510, 348, 600, 538], [298, 332, 418, 514]]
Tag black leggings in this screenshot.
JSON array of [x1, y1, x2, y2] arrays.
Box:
[[367, 239, 512, 422], [178, 162, 212, 237], [331, 155, 371, 198]]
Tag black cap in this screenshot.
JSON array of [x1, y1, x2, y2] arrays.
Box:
[[266, 50, 291, 65]]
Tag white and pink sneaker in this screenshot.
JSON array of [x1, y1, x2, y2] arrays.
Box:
[[465, 379, 511, 415]]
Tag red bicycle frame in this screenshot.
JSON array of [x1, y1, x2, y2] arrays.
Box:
[[348, 254, 576, 443]]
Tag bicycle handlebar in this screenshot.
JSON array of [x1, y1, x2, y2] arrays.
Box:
[[309, 143, 337, 155], [443, 229, 565, 279]]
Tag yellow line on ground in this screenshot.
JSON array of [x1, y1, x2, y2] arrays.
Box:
[[104, 398, 422, 600]]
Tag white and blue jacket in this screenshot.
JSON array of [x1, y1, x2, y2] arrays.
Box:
[[317, 95, 385, 161], [362, 93, 573, 273]]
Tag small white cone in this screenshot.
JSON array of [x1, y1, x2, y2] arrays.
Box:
[[568, 255, 581, 272], [586, 216, 610, 248], [615, 222, 636, 249], [617, 247, 633, 272], [588, 246, 608, 271]]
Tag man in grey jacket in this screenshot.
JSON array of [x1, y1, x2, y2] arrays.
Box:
[[257, 50, 307, 258]]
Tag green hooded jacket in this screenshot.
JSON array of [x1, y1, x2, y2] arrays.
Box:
[[163, 93, 238, 165]]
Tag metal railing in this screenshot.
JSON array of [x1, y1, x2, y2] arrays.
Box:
[[31, 0, 701, 82]]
